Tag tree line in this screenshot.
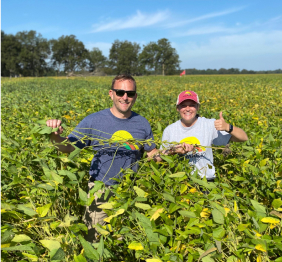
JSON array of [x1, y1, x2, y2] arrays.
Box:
[[2, 30, 281, 77], [182, 68, 282, 75], [1, 30, 180, 77]]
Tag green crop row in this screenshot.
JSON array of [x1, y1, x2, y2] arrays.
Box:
[[1, 75, 282, 261]]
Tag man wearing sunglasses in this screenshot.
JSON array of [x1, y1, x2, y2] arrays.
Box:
[[46, 74, 163, 241]]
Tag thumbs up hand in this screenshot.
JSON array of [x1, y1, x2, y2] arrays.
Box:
[[214, 112, 230, 131]]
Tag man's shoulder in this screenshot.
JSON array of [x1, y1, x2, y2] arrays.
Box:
[[131, 111, 150, 123], [83, 108, 110, 119], [76, 109, 110, 127]]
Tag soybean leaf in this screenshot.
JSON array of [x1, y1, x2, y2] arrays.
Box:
[[212, 209, 224, 224], [58, 170, 77, 181], [12, 234, 32, 243], [163, 193, 175, 203], [134, 186, 146, 197], [135, 202, 151, 210], [50, 248, 65, 261], [169, 172, 185, 178], [160, 155, 173, 163], [79, 187, 88, 203], [191, 177, 216, 189], [74, 254, 87, 262], [68, 146, 82, 160], [150, 162, 160, 176], [151, 174, 161, 184], [272, 199, 282, 209], [38, 126, 53, 134], [169, 203, 182, 214], [89, 181, 104, 195], [37, 183, 55, 191], [1, 245, 33, 251], [97, 236, 104, 258], [164, 225, 173, 235], [213, 227, 225, 239], [37, 203, 52, 218], [78, 235, 99, 260], [40, 240, 61, 250], [178, 210, 197, 218], [17, 204, 37, 217], [1, 230, 15, 244], [209, 202, 225, 215], [251, 200, 266, 214]]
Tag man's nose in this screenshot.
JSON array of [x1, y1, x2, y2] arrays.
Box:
[[121, 93, 128, 99]]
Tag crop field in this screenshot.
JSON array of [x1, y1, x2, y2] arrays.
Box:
[[1, 75, 282, 261]]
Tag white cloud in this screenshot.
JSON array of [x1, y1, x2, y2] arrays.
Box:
[[176, 25, 239, 36], [177, 30, 282, 70], [91, 10, 169, 32], [165, 7, 245, 28]]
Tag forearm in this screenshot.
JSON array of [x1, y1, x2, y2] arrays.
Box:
[[50, 133, 75, 153], [229, 125, 248, 142]]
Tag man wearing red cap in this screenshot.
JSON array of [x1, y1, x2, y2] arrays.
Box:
[[161, 90, 248, 181]]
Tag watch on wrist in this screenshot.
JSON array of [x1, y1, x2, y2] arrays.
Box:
[[227, 124, 233, 133]]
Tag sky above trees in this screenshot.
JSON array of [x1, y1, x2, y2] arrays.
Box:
[[2, 0, 282, 70]]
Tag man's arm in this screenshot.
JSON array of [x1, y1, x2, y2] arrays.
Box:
[[146, 143, 194, 162], [214, 112, 248, 142], [46, 119, 75, 153]]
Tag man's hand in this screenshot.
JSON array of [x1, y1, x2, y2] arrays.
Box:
[[46, 119, 64, 135], [214, 112, 229, 132], [46, 119, 74, 153]]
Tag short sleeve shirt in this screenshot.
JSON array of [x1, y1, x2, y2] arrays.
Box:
[[161, 117, 231, 179], [68, 109, 155, 185]]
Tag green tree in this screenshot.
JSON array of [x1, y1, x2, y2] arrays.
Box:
[[16, 30, 50, 76], [155, 38, 180, 75], [88, 47, 107, 72], [1, 31, 22, 77], [109, 40, 141, 75], [139, 38, 180, 75], [50, 35, 88, 74], [138, 42, 159, 75]]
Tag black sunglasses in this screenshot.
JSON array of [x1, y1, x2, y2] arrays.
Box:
[[112, 89, 136, 98]]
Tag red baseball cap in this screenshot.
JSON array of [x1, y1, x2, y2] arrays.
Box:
[[176, 90, 200, 105]]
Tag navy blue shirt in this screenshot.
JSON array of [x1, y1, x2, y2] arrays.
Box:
[[68, 109, 155, 185]]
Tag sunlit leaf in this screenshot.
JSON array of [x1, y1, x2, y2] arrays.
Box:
[[128, 242, 144, 250]]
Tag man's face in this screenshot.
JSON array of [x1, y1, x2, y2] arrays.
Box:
[[177, 100, 199, 125], [109, 79, 137, 117]]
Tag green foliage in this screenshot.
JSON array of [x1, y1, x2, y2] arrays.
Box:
[[109, 40, 141, 75], [50, 35, 89, 73], [16, 30, 50, 76], [1, 30, 22, 77], [139, 38, 180, 75], [1, 75, 282, 261], [88, 47, 108, 72]]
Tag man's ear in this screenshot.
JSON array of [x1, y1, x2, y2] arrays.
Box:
[[176, 105, 180, 112], [109, 89, 113, 100]]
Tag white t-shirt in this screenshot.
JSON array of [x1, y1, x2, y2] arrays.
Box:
[[161, 117, 231, 179]]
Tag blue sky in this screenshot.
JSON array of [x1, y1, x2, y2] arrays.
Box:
[[2, 0, 282, 70]]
